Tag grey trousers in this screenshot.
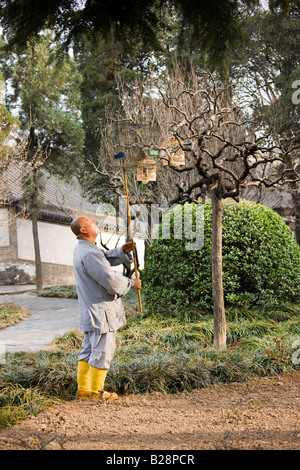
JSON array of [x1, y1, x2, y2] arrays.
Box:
[[78, 330, 116, 369]]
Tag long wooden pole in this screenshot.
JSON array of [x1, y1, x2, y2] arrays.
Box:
[[122, 164, 143, 313]]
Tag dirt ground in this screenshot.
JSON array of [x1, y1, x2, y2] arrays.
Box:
[[0, 370, 299, 451]]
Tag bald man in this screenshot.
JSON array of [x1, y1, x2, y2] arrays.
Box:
[[70, 216, 141, 401]]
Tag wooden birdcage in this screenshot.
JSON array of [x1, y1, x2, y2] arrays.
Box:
[[136, 150, 158, 183], [161, 136, 185, 167]]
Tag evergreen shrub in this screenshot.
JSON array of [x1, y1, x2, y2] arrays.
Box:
[[142, 199, 300, 314]]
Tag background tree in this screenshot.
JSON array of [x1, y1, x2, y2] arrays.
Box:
[[231, 6, 300, 243], [72, 35, 155, 205], [0, 31, 85, 293], [0, 71, 21, 218], [0, 0, 255, 67], [90, 65, 188, 255], [0, 71, 19, 163]]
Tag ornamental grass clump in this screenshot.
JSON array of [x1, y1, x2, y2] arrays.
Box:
[[0, 306, 299, 427], [0, 384, 59, 427], [0, 303, 30, 329], [142, 199, 300, 314]]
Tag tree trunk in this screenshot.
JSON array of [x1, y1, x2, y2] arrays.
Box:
[[211, 191, 226, 350], [32, 211, 43, 294], [31, 170, 43, 295], [292, 190, 300, 246]]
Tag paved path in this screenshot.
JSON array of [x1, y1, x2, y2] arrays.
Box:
[[0, 290, 79, 353]]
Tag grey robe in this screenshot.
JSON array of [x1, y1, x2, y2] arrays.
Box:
[[73, 240, 132, 334]]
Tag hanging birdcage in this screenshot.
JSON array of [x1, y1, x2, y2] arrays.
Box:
[[161, 136, 185, 167], [136, 150, 158, 184], [113, 119, 162, 183]]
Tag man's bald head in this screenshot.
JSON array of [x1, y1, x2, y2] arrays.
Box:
[[70, 216, 99, 242], [70, 216, 87, 236]]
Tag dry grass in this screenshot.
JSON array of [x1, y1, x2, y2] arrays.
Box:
[[0, 302, 30, 329]]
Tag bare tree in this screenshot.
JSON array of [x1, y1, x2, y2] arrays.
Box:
[[95, 64, 300, 349], [91, 86, 183, 250], [0, 125, 49, 293]]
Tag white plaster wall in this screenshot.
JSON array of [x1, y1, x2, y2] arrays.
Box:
[[16, 219, 145, 269], [0, 208, 10, 247], [17, 219, 77, 265]]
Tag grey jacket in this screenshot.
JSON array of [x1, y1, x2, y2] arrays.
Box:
[[73, 240, 132, 333]]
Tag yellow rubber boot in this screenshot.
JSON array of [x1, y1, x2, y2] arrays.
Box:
[[76, 360, 90, 399], [90, 366, 107, 393], [90, 367, 118, 401]]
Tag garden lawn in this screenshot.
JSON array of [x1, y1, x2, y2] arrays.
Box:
[[0, 298, 299, 427]]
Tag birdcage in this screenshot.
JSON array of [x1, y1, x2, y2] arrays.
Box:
[[113, 121, 158, 183], [161, 136, 185, 167], [136, 150, 158, 184]]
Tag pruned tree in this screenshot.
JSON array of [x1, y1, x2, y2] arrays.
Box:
[[97, 63, 300, 349]]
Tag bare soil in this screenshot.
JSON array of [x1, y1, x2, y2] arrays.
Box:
[[0, 370, 299, 451]]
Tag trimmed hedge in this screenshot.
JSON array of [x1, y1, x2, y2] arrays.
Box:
[[142, 199, 300, 314]]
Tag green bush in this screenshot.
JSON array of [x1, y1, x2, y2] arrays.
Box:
[[142, 199, 300, 314]]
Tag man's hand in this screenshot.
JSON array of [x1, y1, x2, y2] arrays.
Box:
[[122, 241, 134, 253], [132, 278, 142, 289]]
